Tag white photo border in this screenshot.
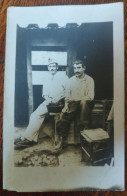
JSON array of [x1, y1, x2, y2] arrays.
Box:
[[3, 3, 124, 191]]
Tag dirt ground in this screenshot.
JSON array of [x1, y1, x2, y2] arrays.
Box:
[[14, 127, 89, 167]]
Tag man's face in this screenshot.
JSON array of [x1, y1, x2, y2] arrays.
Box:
[[48, 63, 58, 75], [73, 63, 85, 78]]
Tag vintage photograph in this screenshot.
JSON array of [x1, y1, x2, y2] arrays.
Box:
[[14, 22, 114, 167], [3, 4, 124, 191]]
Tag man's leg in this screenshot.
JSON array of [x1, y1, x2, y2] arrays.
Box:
[[55, 111, 76, 151], [57, 113, 72, 139], [15, 101, 48, 147], [56, 101, 80, 141]]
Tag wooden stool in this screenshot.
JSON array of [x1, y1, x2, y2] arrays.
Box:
[[49, 112, 60, 145], [80, 128, 112, 166], [47, 102, 64, 145]]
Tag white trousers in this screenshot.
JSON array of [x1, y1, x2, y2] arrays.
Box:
[[24, 101, 48, 142]]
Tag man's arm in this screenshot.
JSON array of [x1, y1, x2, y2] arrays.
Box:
[[42, 84, 54, 104], [82, 77, 95, 101], [42, 82, 48, 99], [61, 79, 71, 113], [68, 76, 94, 102]]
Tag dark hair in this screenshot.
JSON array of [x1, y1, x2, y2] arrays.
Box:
[[73, 60, 85, 67], [48, 62, 58, 67]]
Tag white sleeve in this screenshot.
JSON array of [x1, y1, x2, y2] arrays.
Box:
[[65, 78, 71, 101], [87, 77, 95, 100], [42, 81, 49, 98], [61, 75, 69, 99]]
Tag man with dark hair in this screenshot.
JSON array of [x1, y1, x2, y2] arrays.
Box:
[[55, 59, 94, 150], [15, 62, 68, 149]]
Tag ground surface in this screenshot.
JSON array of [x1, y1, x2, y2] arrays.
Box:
[[14, 127, 88, 167]]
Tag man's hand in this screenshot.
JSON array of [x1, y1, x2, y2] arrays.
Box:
[[43, 95, 48, 100], [48, 96, 56, 103], [62, 102, 69, 113], [65, 97, 80, 102], [43, 95, 56, 104], [66, 96, 90, 102]]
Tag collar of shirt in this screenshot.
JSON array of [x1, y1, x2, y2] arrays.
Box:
[[75, 74, 87, 82]]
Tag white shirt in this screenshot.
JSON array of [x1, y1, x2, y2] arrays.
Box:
[[42, 72, 68, 103], [66, 74, 94, 101]]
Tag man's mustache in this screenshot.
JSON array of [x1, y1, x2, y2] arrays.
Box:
[[75, 72, 80, 74]]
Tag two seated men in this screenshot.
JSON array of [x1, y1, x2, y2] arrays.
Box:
[[15, 59, 94, 151]]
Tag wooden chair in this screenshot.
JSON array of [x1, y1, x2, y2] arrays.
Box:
[[80, 100, 113, 166], [80, 128, 112, 166]]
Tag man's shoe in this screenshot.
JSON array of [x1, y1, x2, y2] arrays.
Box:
[[52, 146, 63, 154], [14, 138, 36, 150], [14, 136, 25, 144], [53, 136, 63, 154], [14, 143, 29, 150]]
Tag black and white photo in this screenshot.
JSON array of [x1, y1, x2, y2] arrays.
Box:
[[14, 22, 114, 167], [3, 3, 124, 191]]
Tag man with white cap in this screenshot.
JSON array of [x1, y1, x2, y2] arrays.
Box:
[[15, 61, 68, 149]]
